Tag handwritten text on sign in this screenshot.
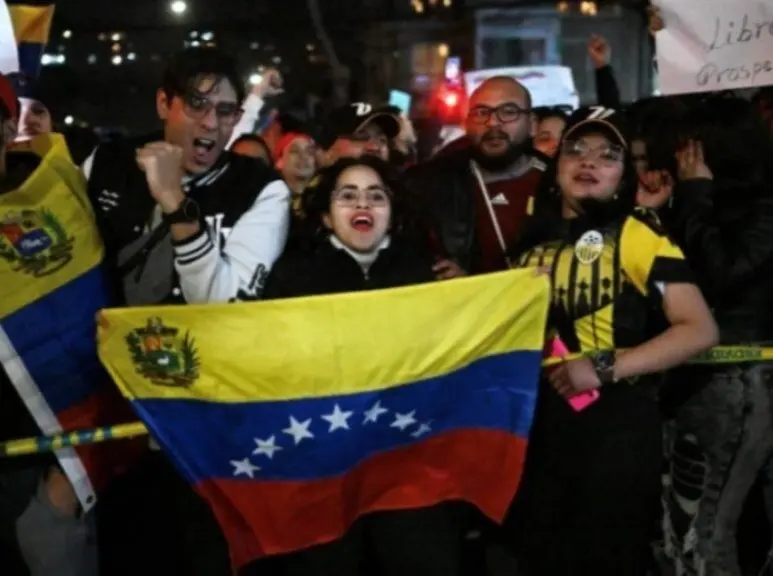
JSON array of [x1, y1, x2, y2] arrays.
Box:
[[653, 0, 773, 95]]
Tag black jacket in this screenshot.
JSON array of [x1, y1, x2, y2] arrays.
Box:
[[668, 178, 773, 344], [262, 237, 435, 299]]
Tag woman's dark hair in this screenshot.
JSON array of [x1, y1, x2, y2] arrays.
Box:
[[627, 96, 688, 175], [532, 106, 570, 123], [231, 134, 271, 163], [299, 155, 417, 243], [676, 96, 773, 191]]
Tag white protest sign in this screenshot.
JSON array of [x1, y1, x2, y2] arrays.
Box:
[[653, 0, 773, 95], [463, 66, 579, 109], [0, 2, 19, 74]]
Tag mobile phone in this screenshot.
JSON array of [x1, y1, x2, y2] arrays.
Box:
[[545, 336, 600, 412]]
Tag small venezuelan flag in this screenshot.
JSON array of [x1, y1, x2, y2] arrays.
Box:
[[0, 134, 136, 512], [97, 270, 550, 568], [4, 1, 55, 76]]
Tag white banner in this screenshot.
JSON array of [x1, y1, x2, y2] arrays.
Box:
[[463, 66, 579, 110], [0, 2, 18, 74], [653, 0, 773, 95]]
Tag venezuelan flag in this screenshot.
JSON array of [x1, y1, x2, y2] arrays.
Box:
[[98, 270, 550, 568], [0, 134, 134, 512], [4, 1, 54, 75]]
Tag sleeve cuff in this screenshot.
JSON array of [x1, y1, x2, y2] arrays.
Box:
[[649, 256, 695, 286], [173, 228, 215, 266]]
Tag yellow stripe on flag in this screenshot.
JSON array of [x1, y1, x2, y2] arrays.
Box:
[[97, 270, 551, 403], [8, 5, 54, 45], [0, 134, 103, 319]]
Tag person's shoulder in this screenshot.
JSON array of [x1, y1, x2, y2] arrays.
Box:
[[404, 147, 470, 180], [626, 207, 669, 237]]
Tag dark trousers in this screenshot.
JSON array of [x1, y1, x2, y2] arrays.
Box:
[[508, 382, 663, 576], [97, 450, 231, 576], [273, 503, 464, 576]]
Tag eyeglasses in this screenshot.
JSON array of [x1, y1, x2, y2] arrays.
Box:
[[182, 92, 243, 126], [332, 187, 390, 207], [561, 140, 624, 164], [467, 104, 529, 125]]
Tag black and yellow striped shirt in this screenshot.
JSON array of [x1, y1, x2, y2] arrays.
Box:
[[515, 209, 694, 353]]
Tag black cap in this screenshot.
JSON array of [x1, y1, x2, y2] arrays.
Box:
[[318, 102, 401, 149], [562, 106, 630, 149], [7, 72, 47, 107]]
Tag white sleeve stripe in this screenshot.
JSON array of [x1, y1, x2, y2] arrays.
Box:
[[173, 229, 210, 257], [177, 240, 215, 266]]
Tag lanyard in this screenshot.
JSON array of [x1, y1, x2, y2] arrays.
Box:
[[471, 161, 513, 268]]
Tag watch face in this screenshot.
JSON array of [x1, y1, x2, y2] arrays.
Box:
[[595, 351, 615, 370]]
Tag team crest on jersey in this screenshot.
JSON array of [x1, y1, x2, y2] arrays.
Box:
[[574, 230, 604, 265], [0, 209, 74, 276], [125, 317, 200, 388]]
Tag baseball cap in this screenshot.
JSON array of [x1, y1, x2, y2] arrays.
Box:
[[7, 72, 46, 108], [318, 102, 401, 149], [561, 106, 630, 150]]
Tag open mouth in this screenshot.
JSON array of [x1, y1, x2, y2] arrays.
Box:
[[573, 172, 599, 184], [193, 137, 216, 152], [350, 213, 374, 232]]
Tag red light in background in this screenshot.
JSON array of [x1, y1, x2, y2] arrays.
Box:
[[443, 91, 459, 108]]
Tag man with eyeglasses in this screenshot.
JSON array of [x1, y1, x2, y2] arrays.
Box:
[[405, 76, 546, 277], [84, 47, 290, 576]]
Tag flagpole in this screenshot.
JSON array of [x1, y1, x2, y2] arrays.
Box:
[[0, 421, 148, 457]]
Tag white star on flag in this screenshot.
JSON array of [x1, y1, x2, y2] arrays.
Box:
[[231, 457, 260, 479], [321, 403, 353, 432], [252, 435, 282, 459], [363, 400, 388, 424], [411, 422, 432, 438], [282, 416, 314, 445], [391, 410, 417, 431]]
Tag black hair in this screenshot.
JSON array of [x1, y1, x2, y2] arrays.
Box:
[[161, 46, 246, 105], [676, 96, 773, 192], [627, 96, 688, 175], [299, 155, 418, 243], [231, 133, 271, 162], [533, 106, 570, 123]]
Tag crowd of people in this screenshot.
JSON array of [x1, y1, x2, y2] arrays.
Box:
[[0, 9, 772, 576]]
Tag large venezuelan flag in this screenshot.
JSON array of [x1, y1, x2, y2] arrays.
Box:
[[98, 270, 550, 567], [0, 134, 132, 512], [1, 1, 55, 75]]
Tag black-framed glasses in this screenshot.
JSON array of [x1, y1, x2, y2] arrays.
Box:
[[467, 103, 529, 125], [561, 139, 625, 164], [182, 91, 243, 126]]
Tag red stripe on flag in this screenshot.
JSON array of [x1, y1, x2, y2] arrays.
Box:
[[195, 429, 527, 568]]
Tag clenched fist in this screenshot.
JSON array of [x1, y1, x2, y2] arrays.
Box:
[[136, 142, 186, 213]]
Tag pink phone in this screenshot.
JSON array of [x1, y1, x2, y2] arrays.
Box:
[[545, 336, 600, 412]]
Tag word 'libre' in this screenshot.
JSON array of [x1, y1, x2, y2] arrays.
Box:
[[708, 14, 773, 52]]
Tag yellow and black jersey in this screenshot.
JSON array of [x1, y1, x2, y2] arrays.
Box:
[[515, 209, 694, 354]]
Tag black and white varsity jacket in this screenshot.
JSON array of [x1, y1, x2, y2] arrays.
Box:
[[83, 132, 290, 304]]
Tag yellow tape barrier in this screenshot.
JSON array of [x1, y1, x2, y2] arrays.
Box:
[[1, 346, 772, 458]]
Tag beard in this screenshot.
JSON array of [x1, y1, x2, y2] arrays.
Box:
[[470, 131, 531, 172]]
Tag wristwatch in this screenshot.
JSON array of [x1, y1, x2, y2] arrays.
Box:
[[162, 197, 201, 224], [592, 351, 617, 385]]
